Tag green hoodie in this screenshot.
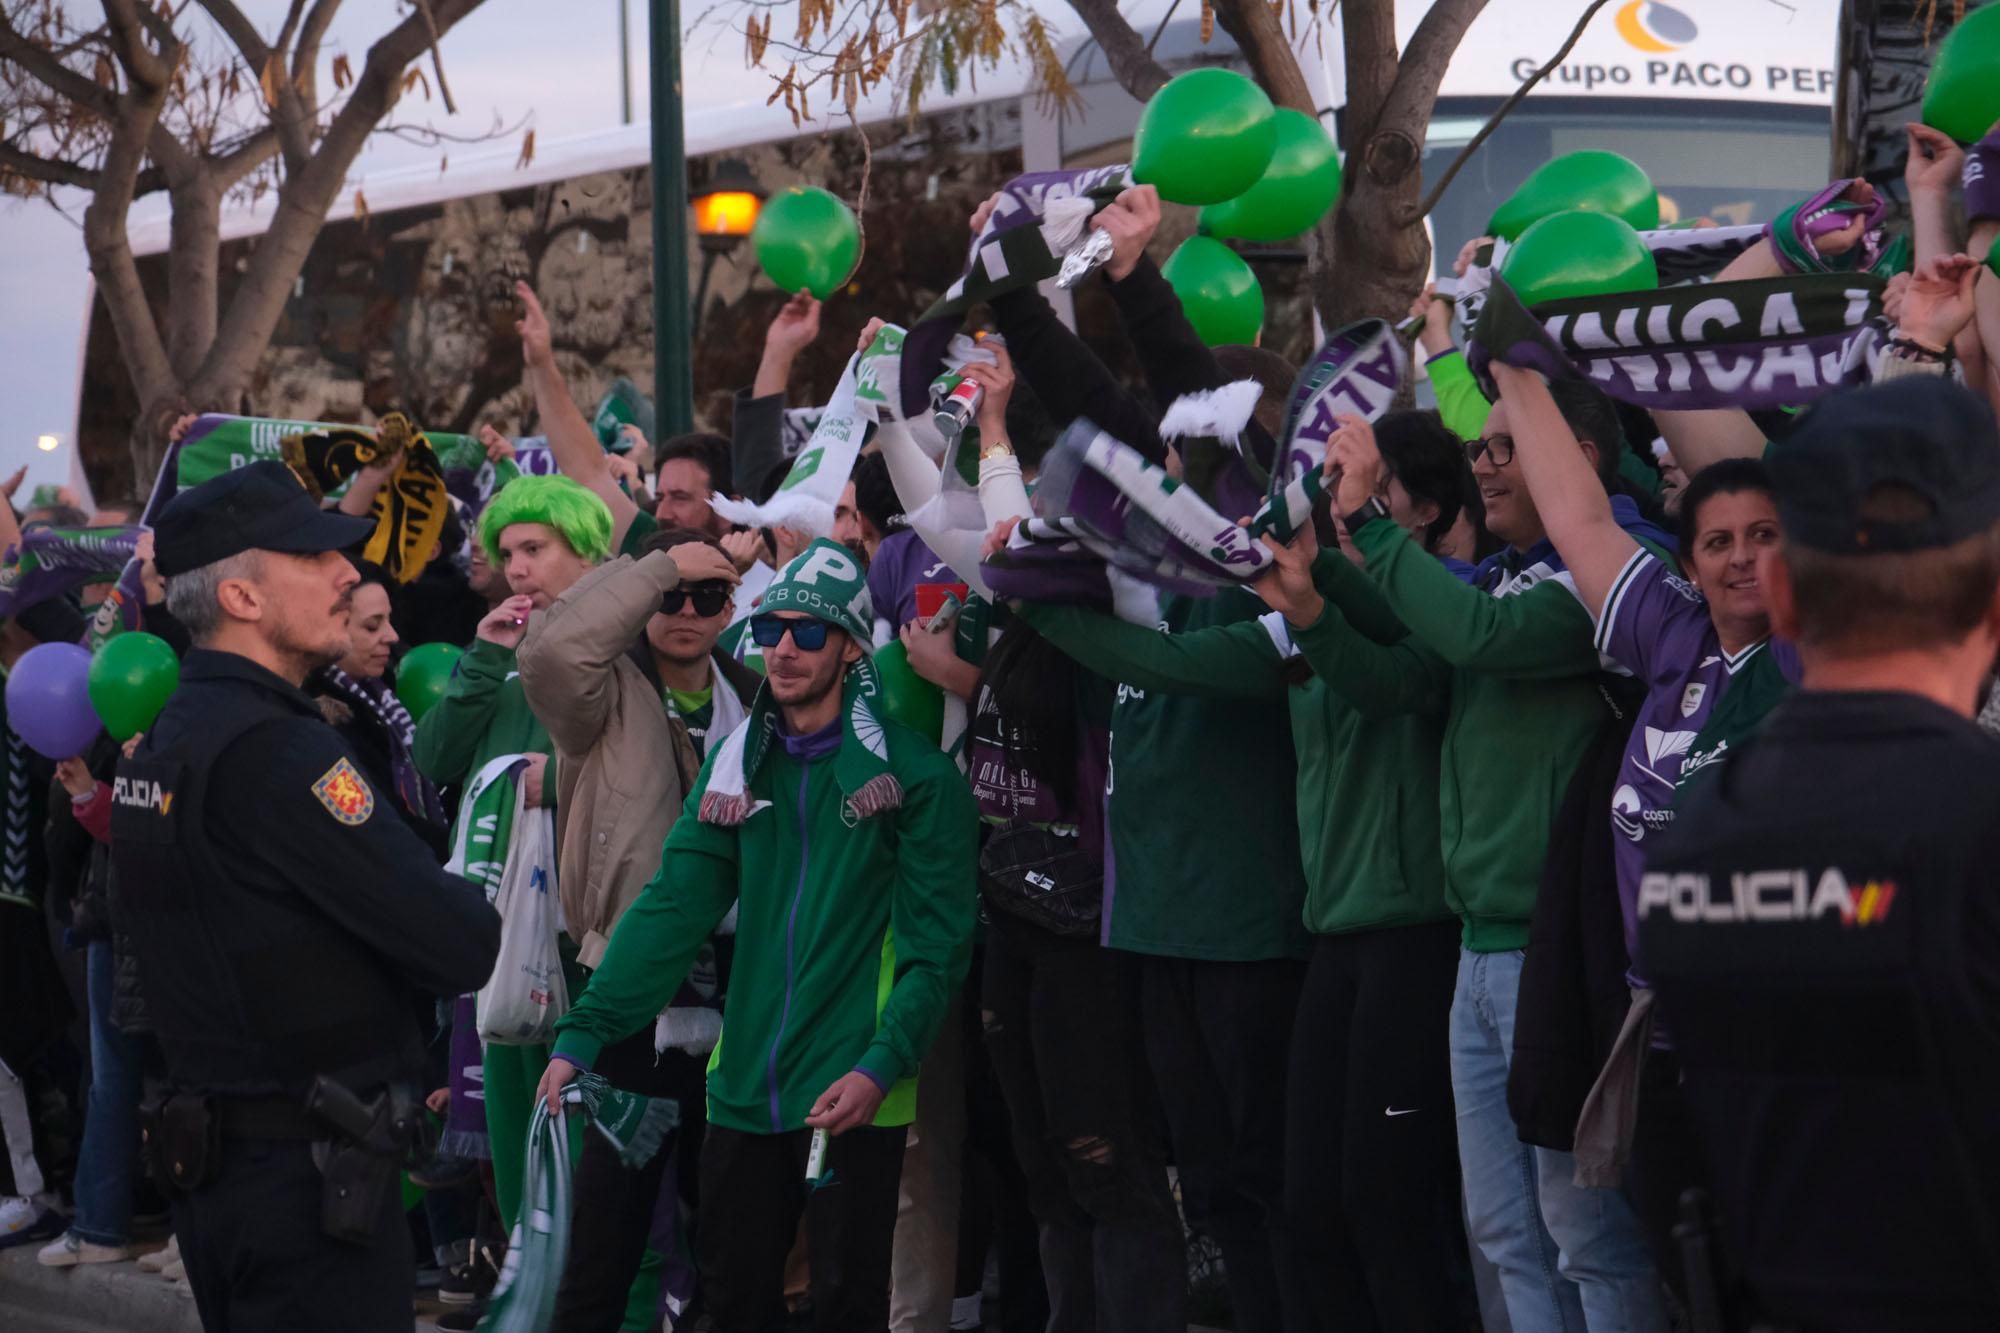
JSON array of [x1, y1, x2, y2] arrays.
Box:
[[1341, 518, 1610, 952], [1022, 549, 1453, 937], [412, 638, 553, 787], [552, 721, 977, 1134]]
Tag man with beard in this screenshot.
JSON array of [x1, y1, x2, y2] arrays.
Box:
[[109, 462, 500, 1331], [516, 524, 752, 1332], [538, 540, 976, 1333]]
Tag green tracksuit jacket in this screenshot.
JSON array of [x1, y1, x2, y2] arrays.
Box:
[[412, 638, 552, 788], [1023, 550, 1454, 938], [1341, 517, 1612, 952], [552, 723, 978, 1134]]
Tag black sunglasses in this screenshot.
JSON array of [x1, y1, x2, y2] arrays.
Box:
[[749, 615, 832, 651], [1465, 433, 1515, 467], [662, 583, 731, 618]]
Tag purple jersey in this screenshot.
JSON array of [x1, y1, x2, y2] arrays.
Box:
[[1596, 550, 1801, 975], [866, 529, 959, 634]]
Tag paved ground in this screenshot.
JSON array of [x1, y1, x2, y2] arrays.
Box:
[[0, 1239, 455, 1332]]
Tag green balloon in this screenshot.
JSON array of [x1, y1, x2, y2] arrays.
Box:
[[395, 642, 464, 723], [1500, 210, 1659, 308], [752, 186, 861, 300], [1132, 69, 1278, 206], [1487, 150, 1660, 242], [1161, 237, 1264, 347], [1198, 109, 1343, 242], [1924, 5, 2000, 143], [87, 632, 178, 742], [871, 640, 943, 744]]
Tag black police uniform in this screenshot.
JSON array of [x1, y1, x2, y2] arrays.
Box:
[[1638, 379, 2000, 1332], [112, 463, 500, 1332]]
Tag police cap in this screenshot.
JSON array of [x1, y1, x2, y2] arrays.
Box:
[[1771, 377, 2000, 555], [153, 461, 375, 577]]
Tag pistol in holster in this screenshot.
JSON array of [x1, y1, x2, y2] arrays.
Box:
[[306, 1076, 424, 1246]]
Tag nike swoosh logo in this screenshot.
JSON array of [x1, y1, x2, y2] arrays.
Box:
[[1384, 1107, 1420, 1117]]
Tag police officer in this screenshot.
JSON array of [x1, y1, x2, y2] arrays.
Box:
[[1639, 378, 2000, 1332], [111, 462, 500, 1331]]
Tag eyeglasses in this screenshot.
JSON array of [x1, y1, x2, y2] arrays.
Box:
[[1465, 433, 1515, 467], [662, 583, 731, 618], [749, 615, 832, 651]]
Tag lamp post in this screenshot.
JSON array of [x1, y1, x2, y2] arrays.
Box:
[[650, 0, 693, 436], [691, 158, 765, 326]]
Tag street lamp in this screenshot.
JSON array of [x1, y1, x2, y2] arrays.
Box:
[[35, 434, 58, 452], [691, 158, 764, 323]]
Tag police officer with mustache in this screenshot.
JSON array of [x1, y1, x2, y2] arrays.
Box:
[[111, 462, 499, 1331]]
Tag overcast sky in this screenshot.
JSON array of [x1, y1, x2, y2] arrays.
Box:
[[0, 0, 802, 496]]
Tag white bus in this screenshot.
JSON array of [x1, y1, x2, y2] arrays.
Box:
[[68, 0, 1835, 492]]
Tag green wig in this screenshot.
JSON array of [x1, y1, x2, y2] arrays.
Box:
[[479, 474, 614, 567]]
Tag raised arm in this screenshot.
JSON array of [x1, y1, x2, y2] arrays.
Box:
[[515, 282, 641, 550], [1020, 602, 1288, 699], [1488, 364, 1639, 621]]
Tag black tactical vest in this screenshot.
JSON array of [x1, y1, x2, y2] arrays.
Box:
[[1640, 691, 2000, 1329], [110, 666, 425, 1100]]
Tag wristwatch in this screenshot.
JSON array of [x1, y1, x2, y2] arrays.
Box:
[[980, 436, 1015, 462], [1341, 495, 1391, 534]]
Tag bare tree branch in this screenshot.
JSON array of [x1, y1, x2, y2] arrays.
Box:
[[210, 121, 278, 186], [195, 0, 487, 400], [290, 0, 342, 92], [274, 0, 309, 53], [0, 8, 121, 118], [0, 140, 102, 190], [1211, 0, 1314, 114], [193, 0, 314, 170], [101, 0, 173, 92], [1062, 0, 1169, 101], [1417, 0, 1611, 218], [411, 0, 457, 115], [82, 79, 175, 411], [1340, 0, 1398, 144]]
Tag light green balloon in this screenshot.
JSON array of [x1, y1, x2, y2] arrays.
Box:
[[1198, 109, 1344, 242], [1161, 237, 1264, 347], [1500, 210, 1659, 308], [1487, 151, 1660, 242], [87, 632, 179, 742], [1132, 69, 1277, 206], [752, 186, 861, 300], [1923, 4, 2000, 143]]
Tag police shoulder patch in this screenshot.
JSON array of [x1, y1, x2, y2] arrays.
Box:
[[311, 757, 375, 825]]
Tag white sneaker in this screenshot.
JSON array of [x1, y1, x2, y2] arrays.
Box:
[[137, 1235, 181, 1272], [37, 1231, 136, 1267], [0, 1195, 37, 1236]]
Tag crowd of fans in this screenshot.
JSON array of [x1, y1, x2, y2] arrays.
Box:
[[5, 119, 2000, 1333]]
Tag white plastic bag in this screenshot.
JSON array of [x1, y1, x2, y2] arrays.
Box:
[[476, 783, 568, 1045]]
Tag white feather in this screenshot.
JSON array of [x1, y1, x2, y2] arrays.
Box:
[[1157, 380, 1264, 444]]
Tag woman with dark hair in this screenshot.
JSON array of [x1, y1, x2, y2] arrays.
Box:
[[971, 617, 1187, 1333], [310, 561, 449, 857], [1500, 364, 1801, 1289], [1010, 408, 1481, 1329]]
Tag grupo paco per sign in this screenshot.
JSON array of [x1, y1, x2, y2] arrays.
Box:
[[1429, 0, 1837, 108]]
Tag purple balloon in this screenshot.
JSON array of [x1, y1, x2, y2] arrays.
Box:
[[7, 641, 101, 760]]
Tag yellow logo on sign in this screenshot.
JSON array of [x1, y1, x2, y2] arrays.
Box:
[[1616, 0, 1695, 54], [312, 757, 375, 826]]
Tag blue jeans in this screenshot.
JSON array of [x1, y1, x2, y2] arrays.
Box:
[[73, 940, 145, 1246], [1450, 948, 1665, 1333]]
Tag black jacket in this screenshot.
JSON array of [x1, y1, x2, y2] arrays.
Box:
[[1508, 683, 1642, 1151]]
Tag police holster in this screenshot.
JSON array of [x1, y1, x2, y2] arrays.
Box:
[[140, 1093, 223, 1194], [306, 1076, 424, 1246]]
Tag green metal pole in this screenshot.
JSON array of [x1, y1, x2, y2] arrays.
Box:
[[650, 0, 693, 437]]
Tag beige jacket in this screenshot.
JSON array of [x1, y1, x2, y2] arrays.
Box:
[[517, 551, 705, 968]]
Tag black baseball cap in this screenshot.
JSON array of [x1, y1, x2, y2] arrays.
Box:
[[1769, 377, 2000, 555], [153, 461, 376, 577]]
